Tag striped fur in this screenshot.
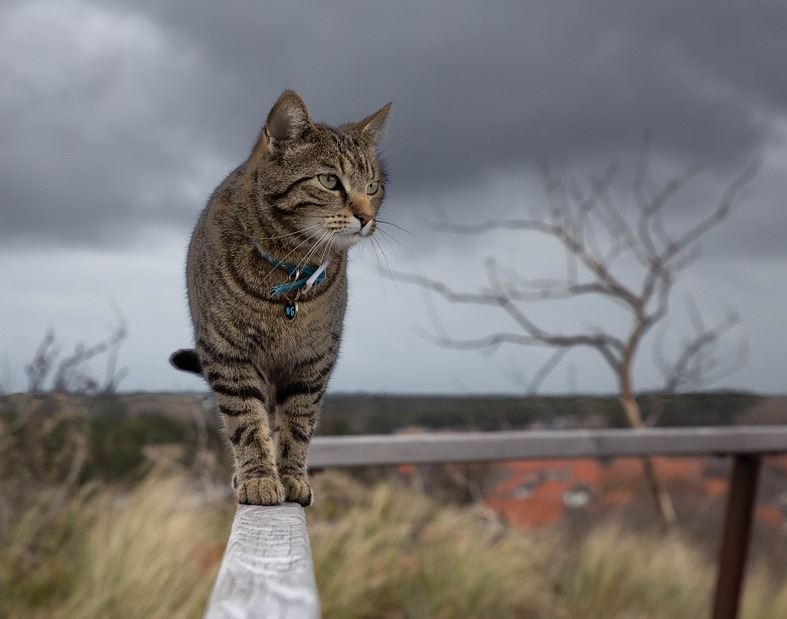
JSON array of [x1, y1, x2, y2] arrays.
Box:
[[175, 91, 390, 506]]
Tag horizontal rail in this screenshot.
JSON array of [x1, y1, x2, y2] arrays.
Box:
[[205, 427, 786, 619], [205, 504, 319, 619], [309, 425, 787, 467]]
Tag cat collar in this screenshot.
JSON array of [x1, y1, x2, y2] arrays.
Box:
[[256, 246, 330, 298]]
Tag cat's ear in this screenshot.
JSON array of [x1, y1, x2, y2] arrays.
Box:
[[256, 90, 312, 156], [354, 102, 392, 144]]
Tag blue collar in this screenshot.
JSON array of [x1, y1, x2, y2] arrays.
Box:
[[257, 249, 328, 297]]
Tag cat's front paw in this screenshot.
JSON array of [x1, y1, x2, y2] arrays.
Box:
[[281, 475, 313, 507], [236, 476, 285, 505]]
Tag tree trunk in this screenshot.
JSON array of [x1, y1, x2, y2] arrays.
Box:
[[619, 388, 677, 528]]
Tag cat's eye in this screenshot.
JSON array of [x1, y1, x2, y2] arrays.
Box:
[[317, 174, 339, 190], [367, 181, 380, 196]]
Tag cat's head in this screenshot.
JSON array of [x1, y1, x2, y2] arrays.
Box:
[[251, 90, 390, 251]]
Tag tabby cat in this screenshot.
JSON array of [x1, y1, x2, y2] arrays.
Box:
[[170, 90, 390, 506]]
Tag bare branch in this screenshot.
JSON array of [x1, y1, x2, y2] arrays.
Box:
[[663, 164, 758, 263], [53, 340, 107, 394], [595, 184, 649, 266], [669, 245, 702, 274], [433, 218, 556, 237], [23, 313, 129, 395], [482, 257, 628, 305], [385, 270, 505, 306], [429, 332, 547, 351], [386, 269, 622, 368], [647, 313, 742, 426], [633, 132, 655, 211], [101, 312, 129, 394], [25, 330, 59, 393], [526, 348, 570, 395], [577, 163, 625, 252], [693, 333, 748, 388], [640, 164, 705, 245], [503, 282, 624, 302], [436, 215, 642, 308], [662, 314, 739, 393], [653, 321, 674, 380]]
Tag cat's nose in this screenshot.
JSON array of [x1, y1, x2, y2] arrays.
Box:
[[349, 195, 373, 228], [354, 211, 372, 227]]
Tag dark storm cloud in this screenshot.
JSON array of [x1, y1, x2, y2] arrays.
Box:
[[1, 0, 786, 247]]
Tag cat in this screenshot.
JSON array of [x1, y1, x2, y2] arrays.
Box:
[[170, 90, 390, 506]]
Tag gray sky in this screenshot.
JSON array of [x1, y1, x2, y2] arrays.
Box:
[[1, 0, 785, 394]]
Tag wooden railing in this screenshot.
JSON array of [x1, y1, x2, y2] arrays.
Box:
[[205, 425, 787, 619]]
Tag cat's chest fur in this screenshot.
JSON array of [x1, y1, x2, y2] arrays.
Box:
[[190, 199, 348, 375], [235, 253, 348, 376]]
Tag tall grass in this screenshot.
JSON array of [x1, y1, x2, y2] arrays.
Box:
[[1, 469, 785, 618], [0, 472, 232, 619], [309, 473, 787, 619]]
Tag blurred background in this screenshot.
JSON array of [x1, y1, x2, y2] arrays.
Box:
[[1, 1, 786, 618]]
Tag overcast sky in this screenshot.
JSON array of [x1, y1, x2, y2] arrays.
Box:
[[1, 0, 785, 395]]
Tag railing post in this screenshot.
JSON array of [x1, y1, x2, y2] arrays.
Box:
[[711, 454, 762, 619]]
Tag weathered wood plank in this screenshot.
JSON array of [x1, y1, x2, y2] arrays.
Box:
[[205, 503, 319, 619], [309, 426, 787, 468]]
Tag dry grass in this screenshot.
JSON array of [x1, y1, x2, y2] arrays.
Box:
[[1, 469, 786, 619], [0, 472, 232, 619], [309, 472, 787, 619]]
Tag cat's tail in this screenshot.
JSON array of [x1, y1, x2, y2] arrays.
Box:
[[169, 349, 203, 376]]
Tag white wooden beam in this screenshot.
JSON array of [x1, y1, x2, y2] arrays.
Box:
[[205, 503, 320, 619]]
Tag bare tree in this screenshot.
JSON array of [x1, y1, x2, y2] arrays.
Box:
[[25, 314, 129, 395], [390, 155, 756, 527]]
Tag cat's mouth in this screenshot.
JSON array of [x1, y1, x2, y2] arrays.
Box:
[[341, 219, 375, 236], [329, 220, 375, 249]]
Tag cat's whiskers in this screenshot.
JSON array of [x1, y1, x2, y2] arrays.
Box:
[[366, 233, 385, 279], [363, 234, 393, 300], [292, 230, 333, 275], [375, 218, 413, 236], [256, 223, 323, 242], [262, 232, 324, 281], [371, 235, 396, 281], [370, 234, 405, 299], [316, 230, 337, 267], [375, 226, 412, 253]]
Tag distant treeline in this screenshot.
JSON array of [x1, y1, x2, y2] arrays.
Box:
[[319, 391, 765, 435]]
